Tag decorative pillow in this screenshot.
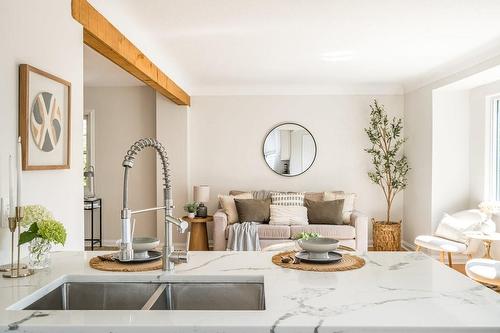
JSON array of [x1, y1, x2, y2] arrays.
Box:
[[324, 191, 357, 223], [218, 192, 253, 224], [451, 209, 487, 222], [234, 198, 271, 223], [303, 191, 344, 202], [304, 198, 344, 225], [229, 190, 272, 200], [271, 192, 305, 206], [269, 205, 308, 226], [304, 192, 324, 202], [435, 211, 483, 243]]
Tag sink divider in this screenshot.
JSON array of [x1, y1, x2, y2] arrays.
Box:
[[61, 283, 69, 310], [141, 284, 167, 310]]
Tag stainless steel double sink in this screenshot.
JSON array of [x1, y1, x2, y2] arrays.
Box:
[[20, 278, 265, 311]]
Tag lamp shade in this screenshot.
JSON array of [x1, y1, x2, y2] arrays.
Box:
[[194, 185, 210, 203]]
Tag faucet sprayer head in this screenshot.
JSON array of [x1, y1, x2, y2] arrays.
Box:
[[178, 219, 189, 233], [165, 215, 189, 233], [122, 160, 134, 168]]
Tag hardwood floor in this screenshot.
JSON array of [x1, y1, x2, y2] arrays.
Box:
[[451, 263, 466, 275]]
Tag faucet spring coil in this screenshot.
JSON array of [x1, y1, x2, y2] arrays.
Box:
[[122, 138, 172, 187]]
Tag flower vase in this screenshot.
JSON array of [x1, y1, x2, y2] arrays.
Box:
[[188, 212, 195, 219], [29, 238, 52, 269], [481, 219, 496, 235]]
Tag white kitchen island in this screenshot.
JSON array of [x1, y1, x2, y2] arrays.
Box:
[[1, 250, 499, 332]]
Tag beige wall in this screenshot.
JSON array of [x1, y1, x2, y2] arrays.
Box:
[[0, 0, 84, 264], [155, 93, 190, 244], [189, 95, 405, 243], [403, 87, 434, 247], [431, 90, 471, 229], [84, 86, 157, 243]]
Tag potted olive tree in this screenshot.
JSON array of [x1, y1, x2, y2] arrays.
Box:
[[364, 100, 409, 251]]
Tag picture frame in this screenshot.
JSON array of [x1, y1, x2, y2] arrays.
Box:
[[19, 64, 71, 170]]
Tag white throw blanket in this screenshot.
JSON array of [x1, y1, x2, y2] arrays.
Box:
[[226, 222, 261, 251]]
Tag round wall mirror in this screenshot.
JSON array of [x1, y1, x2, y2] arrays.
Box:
[[263, 123, 317, 177]]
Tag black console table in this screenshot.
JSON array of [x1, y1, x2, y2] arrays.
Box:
[[84, 197, 102, 250]]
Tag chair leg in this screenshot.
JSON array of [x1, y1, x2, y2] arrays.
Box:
[[447, 252, 453, 267], [415, 245, 421, 252], [440, 251, 445, 263]]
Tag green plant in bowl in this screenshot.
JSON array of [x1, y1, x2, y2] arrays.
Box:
[[184, 202, 199, 213]]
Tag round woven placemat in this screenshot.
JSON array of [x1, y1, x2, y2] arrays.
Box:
[[89, 254, 162, 272], [272, 251, 365, 272]]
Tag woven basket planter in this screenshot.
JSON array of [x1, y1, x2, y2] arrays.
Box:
[[372, 219, 401, 251]]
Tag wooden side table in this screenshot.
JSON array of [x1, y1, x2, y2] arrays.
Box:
[[183, 215, 213, 251]]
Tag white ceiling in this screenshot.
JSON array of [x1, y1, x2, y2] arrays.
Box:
[[84, 45, 144, 87], [87, 0, 500, 94]]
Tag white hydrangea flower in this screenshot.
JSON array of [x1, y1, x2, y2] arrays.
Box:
[[478, 201, 500, 219], [22, 205, 54, 227]]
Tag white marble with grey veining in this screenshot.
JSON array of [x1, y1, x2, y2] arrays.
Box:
[[0, 250, 499, 332]]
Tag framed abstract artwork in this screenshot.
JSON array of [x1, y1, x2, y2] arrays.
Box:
[[19, 64, 71, 170]]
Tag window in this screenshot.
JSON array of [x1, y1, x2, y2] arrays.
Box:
[[490, 98, 500, 201], [83, 115, 89, 170]]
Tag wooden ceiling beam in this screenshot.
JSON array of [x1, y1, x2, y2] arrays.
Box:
[[72, 0, 190, 106]]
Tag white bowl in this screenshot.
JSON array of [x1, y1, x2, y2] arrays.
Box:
[[133, 237, 159, 251], [297, 237, 339, 259], [114, 238, 160, 259]]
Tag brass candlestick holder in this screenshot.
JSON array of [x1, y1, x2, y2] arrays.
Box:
[[2, 207, 33, 278], [0, 217, 27, 272]]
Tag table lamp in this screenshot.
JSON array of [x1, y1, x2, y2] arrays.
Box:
[[194, 185, 210, 218]]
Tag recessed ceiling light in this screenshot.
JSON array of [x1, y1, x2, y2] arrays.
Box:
[[321, 51, 354, 62]]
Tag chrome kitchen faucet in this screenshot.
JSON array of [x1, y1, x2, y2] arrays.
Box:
[[119, 138, 189, 271]]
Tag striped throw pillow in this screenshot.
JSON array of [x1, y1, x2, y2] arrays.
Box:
[[269, 205, 308, 225], [271, 192, 305, 206]]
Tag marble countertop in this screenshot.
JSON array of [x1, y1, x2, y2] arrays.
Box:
[[1, 250, 500, 332]]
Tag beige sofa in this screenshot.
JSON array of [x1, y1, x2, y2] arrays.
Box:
[[213, 190, 368, 252]]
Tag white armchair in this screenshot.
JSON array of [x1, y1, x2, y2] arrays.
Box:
[[466, 259, 500, 286], [414, 209, 487, 266]]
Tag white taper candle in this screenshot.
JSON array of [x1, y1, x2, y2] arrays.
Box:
[[17, 137, 22, 207], [8, 155, 14, 215]]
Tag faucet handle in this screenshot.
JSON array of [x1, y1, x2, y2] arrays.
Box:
[[170, 250, 188, 264]]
